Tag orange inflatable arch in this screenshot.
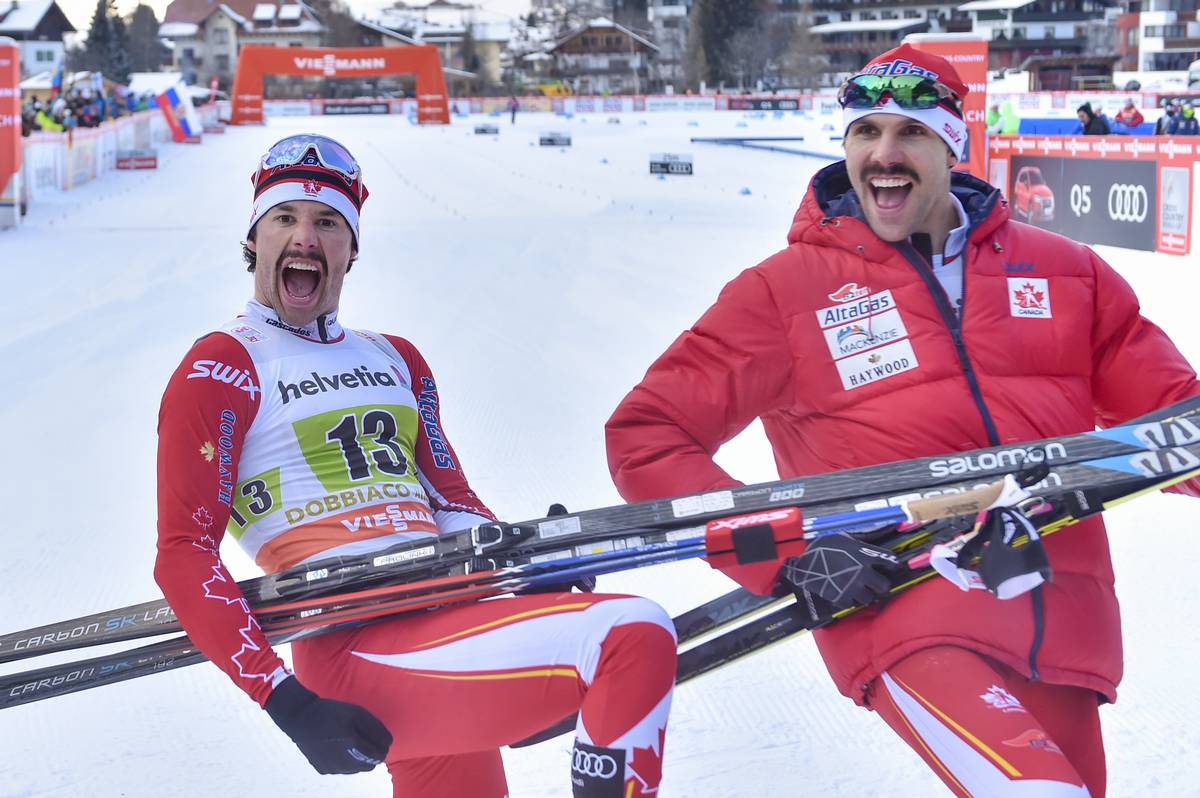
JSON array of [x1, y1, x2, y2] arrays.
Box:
[[230, 45, 450, 125]]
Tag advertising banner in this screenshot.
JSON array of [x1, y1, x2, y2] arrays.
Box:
[[322, 101, 389, 115], [0, 37, 20, 218], [728, 97, 800, 111], [905, 35, 989, 178], [990, 135, 1196, 255], [1008, 154, 1157, 251]]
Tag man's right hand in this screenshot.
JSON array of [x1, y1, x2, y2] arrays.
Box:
[[264, 676, 392, 775]]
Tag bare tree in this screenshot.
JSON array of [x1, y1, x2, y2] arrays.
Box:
[[779, 2, 829, 90]]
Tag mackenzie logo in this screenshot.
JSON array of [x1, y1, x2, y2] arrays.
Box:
[[827, 282, 870, 303], [278, 366, 396, 404]]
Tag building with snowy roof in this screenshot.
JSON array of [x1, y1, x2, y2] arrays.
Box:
[[0, 0, 75, 76], [158, 0, 324, 88]]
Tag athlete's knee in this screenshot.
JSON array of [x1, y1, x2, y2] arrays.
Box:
[[586, 594, 676, 642]]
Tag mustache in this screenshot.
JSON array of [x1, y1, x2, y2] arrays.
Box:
[[277, 251, 327, 271], [860, 165, 920, 184]]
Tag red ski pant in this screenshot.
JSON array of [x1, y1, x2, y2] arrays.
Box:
[[868, 646, 1105, 798], [291, 591, 676, 798]]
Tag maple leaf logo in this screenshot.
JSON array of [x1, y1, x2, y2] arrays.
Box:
[[1014, 283, 1046, 309], [192, 506, 214, 530], [199, 441, 215, 462], [626, 727, 666, 796]]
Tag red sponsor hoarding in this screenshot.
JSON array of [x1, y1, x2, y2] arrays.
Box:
[[988, 135, 1194, 256], [0, 38, 20, 200], [905, 35, 989, 179]]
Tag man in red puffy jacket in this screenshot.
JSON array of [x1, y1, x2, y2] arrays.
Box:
[[606, 44, 1199, 798]]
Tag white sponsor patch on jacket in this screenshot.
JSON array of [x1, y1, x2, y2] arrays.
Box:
[[1007, 277, 1052, 319], [822, 307, 909, 360], [814, 289, 896, 329], [835, 339, 919, 391]]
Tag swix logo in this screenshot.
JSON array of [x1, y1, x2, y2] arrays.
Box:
[[827, 282, 870, 303], [709, 509, 796, 531], [1008, 277, 1052, 319], [928, 443, 1067, 478], [188, 360, 261, 399], [942, 122, 963, 144]]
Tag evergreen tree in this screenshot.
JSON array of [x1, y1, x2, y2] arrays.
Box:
[[83, 0, 112, 75], [107, 15, 132, 83], [126, 5, 167, 73], [684, 0, 763, 89], [307, 0, 368, 47]]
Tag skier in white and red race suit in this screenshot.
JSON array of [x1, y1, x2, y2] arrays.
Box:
[[606, 44, 1200, 798], [155, 134, 675, 798]]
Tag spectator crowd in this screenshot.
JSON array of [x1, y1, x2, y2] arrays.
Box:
[[20, 89, 161, 136]]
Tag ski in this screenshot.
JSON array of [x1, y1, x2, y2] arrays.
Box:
[[673, 457, 1200, 686], [4, 434, 1199, 711], [5, 395, 1199, 665]]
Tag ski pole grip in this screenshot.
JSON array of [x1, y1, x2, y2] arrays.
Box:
[[904, 479, 1009, 524]]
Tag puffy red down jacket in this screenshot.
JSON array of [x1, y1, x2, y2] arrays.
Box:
[[606, 162, 1200, 706]]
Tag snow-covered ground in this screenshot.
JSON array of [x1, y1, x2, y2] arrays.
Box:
[[1, 110, 1196, 797]]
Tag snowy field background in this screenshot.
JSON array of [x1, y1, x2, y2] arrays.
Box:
[[1, 109, 1197, 797]]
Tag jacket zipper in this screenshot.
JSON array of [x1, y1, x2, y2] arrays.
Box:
[[895, 223, 1047, 681], [895, 242, 1000, 447]]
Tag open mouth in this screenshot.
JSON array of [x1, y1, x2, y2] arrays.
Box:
[[281, 260, 322, 303], [868, 176, 914, 212]]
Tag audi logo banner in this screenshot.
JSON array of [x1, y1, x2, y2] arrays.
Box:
[[1008, 155, 1158, 252]]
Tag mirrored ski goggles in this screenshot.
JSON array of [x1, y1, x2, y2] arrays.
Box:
[[254, 134, 365, 198], [838, 74, 962, 116]]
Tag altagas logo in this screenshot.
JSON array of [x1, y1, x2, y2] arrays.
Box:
[[864, 59, 939, 80], [928, 443, 1067, 478], [188, 360, 261, 399]]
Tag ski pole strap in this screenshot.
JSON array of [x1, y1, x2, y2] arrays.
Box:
[[929, 505, 1051, 600], [703, 508, 807, 595]]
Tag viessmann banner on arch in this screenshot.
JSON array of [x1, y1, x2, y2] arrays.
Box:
[[988, 135, 1196, 256], [229, 45, 450, 125]]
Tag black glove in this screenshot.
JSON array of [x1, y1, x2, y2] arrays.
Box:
[[781, 533, 904, 612], [519, 503, 597, 594], [264, 676, 392, 775]]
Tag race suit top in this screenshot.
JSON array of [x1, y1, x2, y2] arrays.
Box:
[[154, 301, 495, 705]]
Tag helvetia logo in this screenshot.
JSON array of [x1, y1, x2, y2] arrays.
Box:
[[278, 366, 396, 404]]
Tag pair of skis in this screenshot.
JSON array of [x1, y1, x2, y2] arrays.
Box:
[[2, 395, 1198, 713]]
